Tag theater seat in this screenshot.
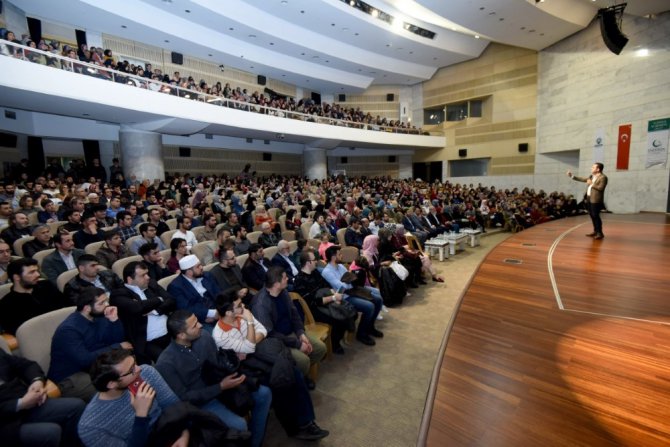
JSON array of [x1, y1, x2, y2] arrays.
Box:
[[289, 292, 331, 381]]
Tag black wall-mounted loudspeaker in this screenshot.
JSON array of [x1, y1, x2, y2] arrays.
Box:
[[0, 132, 17, 148], [386, 93, 395, 102], [257, 75, 266, 85], [262, 152, 272, 161], [178, 147, 191, 157], [246, 138, 253, 143], [338, 94, 346, 102], [518, 143, 529, 153], [598, 8, 628, 55], [458, 149, 467, 157], [171, 51, 183, 65], [341, 157, 348, 164], [388, 156, 396, 163]]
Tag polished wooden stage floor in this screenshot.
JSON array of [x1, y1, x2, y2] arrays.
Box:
[[420, 213, 670, 447]]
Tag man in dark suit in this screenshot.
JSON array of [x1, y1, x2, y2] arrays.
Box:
[[41, 231, 85, 286], [242, 243, 271, 291], [166, 255, 220, 331], [567, 163, 608, 239], [271, 239, 299, 290], [0, 346, 85, 446], [63, 254, 124, 301], [110, 261, 175, 364], [208, 247, 252, 304]]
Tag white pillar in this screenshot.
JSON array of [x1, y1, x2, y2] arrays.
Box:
[[398, 154, 413, 179], [119, 127, 164, 182], [304, 146, 327, 180]]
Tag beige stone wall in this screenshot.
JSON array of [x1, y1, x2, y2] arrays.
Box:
[[415, 43, 538, 176], [335, 85, 401, 121]]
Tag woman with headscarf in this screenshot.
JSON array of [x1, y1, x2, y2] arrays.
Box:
[[393, 225, 444, 283]]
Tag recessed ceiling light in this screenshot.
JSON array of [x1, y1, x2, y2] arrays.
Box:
[[229, 27, 234, 31], [248, 34, 256, 38], [121, 25, 127, 28], [270, 42, 274, 45], [475, 34, 480, 39], [185, 9, 190, 13], [300, 10, 304, 13], [164, 39, 169, 43], [281, 1, 288, 5], [208, 53, 212, 56]]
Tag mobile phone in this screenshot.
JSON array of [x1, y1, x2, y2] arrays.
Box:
[[128, 377, 145, 396]]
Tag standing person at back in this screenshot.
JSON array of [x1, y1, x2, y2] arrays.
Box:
[[567, 163, 608, 240]]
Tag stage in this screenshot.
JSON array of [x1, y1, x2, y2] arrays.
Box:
[[420, 213, 670, 446]]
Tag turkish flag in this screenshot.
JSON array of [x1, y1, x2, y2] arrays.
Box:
[[617, 124, 631, 170]]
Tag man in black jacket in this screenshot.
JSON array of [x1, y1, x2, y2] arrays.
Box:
[[110, 261, 175, 364], [63, 254, 124, 301], [210, 247, 252, 304], [0, 348, 85, 446]]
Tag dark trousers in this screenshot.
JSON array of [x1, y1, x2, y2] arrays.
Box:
[[20, 397, 86, 447], [588, 201, 604, 235]]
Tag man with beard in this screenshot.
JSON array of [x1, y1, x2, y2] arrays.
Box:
[[0, 211, 32, 253], [48, 287, 130, 401], [138, 242, 171, 282], [232, 224, 250, 256], [0, 239, 11, 284], [0, 258, 70, 335], [166, 255, 220, 331], [208, 247, 252, 304], [61, 208, 84, 232], [22, 224, 54, 258]]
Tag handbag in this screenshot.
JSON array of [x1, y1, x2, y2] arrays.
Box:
[[202, 348, 258, 417], [390, 260, 409, 280], [314, 288, 358, 331]]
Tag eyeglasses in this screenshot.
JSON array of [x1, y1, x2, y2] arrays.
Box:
[[118, 360, 137, 379]]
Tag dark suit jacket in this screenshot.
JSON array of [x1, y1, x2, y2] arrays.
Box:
[[0, 281, 70, 335], [167, 274, 220, 324], [63, 270, 124, 302], [271, 253, 298, 283], [208, 264, 248, 291], [242, 258, 270, 290], [41, 248, 86, 285], [109, 283, 175, 364], [0, 350, 45, 444], [572, 173, 608, 204]]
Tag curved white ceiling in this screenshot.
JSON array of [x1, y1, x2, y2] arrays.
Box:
[[7, 0, 669, 93]]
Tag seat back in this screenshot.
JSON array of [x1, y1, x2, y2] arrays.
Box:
[[47, 221, 68, 235], [405, 233, 425, 256], [289, 292, 316, 325], [278, 215, 287, 232], [56, 269, 79, 293], [159, 249, 171, 264], [263, 246, 279, 260], [13, 236, 35, 257], [160, 229, 178, 248], [336, 228, 348, 246], [191, 226, 206, 241], [288, 240, 298, 254], [203, 262, 218, 272], [340, 246, 360, 265], [281, 230, 296, 242], [192, 241, 217, 265], [112, 255, 143, 280], [306, 238, 321, 252], [16, 306, 76, 372], [157, 273, 179, 290], [125, 235, 143, 253], [165, 218, 178, 230], [33, 248, 56, 267], [0, 282, 12, 301], [300, 221, 312, 241], [246, 231, 262, 244], [85, 240, 106, 255], [235, 253, 248, 270]]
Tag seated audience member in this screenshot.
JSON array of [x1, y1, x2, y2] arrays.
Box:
[[171, 216, 197, 252], [48, 287, 129, 401], [41, 231, 86, 285], [209, 247, 253, 304], [293, 250, 354, 355], [37, 199, 59, 223], [105, 197, 124, 220], [166, 255, 220, 330], [110, 261, 175, 364], [271, 239, 300, 289], [0, 347, 85, 447], [130, 222, 166, 254], [250, 266, 327, 382], [0, 239, 11, 284], [321, 245, 383, 346], [64, 254, 124, 300], [232, 224, 250, 256], [22, 224, 54, 258], [222, 212, 240, 233], [399, 209, 428, 245], [258, 222, 279, 248], [0, 201, 12, 227], [197, 214, 218, 243], [0, 258, 70, 335], [138, 242, 171, 281], [156, 310, 271, 447], [213, 288, 329, 440], [317, 231, 335, 261], [242, 243, 270, 291], [308, 214, 327, 240], [0, 211, 32, 253], [95, 229, 131, 268], [147, 207, 170, 236], [115, 211, 138, 242], [78, 349, 191, 447], [167, 237, 188, 274], [344, 217, 365, 249], [254, 205, 279, 235], [126, 203, 145, 227], [73, 210, 105, 249], [60, 208, 84, 232], [91, 203, 114, 228]]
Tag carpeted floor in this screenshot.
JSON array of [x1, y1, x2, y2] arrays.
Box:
[[263, 232, 511, 447]]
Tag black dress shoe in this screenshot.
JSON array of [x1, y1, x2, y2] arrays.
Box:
[[294, 422, 330, 440], [370, 328, 384, 338], [356, 334, 376, 346], [585, 232, 596, 237], [593, 233, 604, 240]]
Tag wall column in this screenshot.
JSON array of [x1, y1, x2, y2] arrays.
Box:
[[119, 126, 164, 182], [398, 154, 413, 179], [304, 146, 327, 180]]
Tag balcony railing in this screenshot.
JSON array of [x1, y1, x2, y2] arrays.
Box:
[[1, 39, 433, 135]]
